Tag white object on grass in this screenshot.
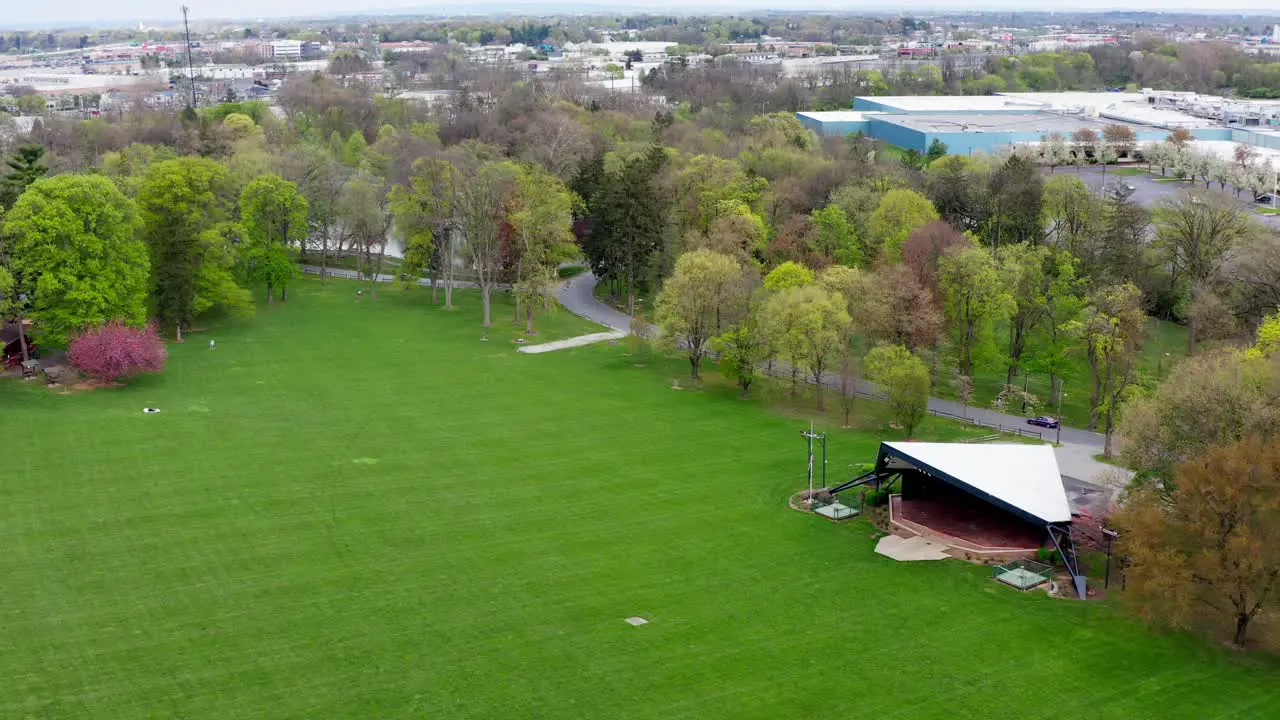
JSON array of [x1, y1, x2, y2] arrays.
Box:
[[624, 616, 648, 626], [143, 408, 161, 413], [209, 340, 216, 349]]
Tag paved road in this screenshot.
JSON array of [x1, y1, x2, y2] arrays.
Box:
[[556, 270, 1126, 510], [1054, 166, 1280, 228], [302, 263, 1125, 509]]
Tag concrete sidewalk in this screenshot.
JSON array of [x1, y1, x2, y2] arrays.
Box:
[[517, 331, 625, 354]]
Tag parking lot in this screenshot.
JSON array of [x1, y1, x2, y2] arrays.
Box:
[[1053, 167, 1280, 227]]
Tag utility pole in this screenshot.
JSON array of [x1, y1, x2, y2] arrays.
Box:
[[1055, 385, 1064, 445], [801, 422, 827, 496], [182, 5, 197, 109]]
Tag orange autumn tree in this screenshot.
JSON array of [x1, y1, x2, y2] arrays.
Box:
[[1114, 436, 1280, 648]]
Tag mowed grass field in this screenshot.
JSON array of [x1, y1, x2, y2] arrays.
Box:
[[4, 278, 1279, 719]]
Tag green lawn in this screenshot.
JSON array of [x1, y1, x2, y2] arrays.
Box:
[[932, 317, 1188, 428], [4, 278, 1278, 718], [875, 142, 910, 162], [1104, 166, 1148, 176]]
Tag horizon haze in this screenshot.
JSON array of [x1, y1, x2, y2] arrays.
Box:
[[6, 1, 1277, 30]]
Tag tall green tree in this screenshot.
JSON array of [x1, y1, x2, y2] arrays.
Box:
[[582, 144, 668, 315], [864, 344, 931, 437], [654, 249, 748, 379], [937, 245, 1013, 378], [997, 243, 1050, 386], [240, 174, 309, 303], [1073, 282, 1145, 454], [508, 164, 579, 333], [388, 157, 457, 305], [456, 159, 518, 327], [1024, 249, 1085, 401], [865, 188, 939, 262], [809, 205, 861, 266], [194, 222, 255, 321], [137, 157, 231, 340], [1098, 183, 1149, 284], [924, 138, 948, 165], [759, 285, 850, 410], [338, 172, 393, 298], [984, 153, 1043, 247], [281, 144, 345, 280], [712, 314, 767, 398], [3, 174, 148, 344]]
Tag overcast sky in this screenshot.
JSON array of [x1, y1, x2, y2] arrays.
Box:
[[5, 1, 1271, 29]]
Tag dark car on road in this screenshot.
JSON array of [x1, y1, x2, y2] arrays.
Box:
[[1027, 416, 1059, 429]]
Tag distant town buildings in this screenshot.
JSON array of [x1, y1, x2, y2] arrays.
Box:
[[269, 40, 302, 61]]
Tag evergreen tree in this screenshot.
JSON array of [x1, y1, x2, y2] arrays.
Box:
[[582, 144, 668, 314], [137, 158, 231, 340], [0, 143, 48, 211]]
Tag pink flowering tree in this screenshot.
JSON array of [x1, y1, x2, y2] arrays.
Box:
[[68, 321, 167, 384]]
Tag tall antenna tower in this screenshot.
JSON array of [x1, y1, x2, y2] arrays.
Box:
[[182, 5, 197, 109]]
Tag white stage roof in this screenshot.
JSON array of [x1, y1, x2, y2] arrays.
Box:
[[881, 442, 1072, 524]]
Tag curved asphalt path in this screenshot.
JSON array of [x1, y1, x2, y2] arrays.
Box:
[[556, 271, 1125, 514]]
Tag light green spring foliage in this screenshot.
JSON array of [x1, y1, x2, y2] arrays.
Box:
[[508, 164, 580, 329], [711, 320, 768, 396], [220, 112, 258, 141], [864, 344, 931, 436], [342, 131, 369, 168], [759, 284, 851, 389], [100, 143, 178, 196], [389, 157, 456, 289], [866, 188, 939, 262], [0, 266, 13, 318], [762, 261, 814, 292], [240, 174, 309, 296], [673, 154, 768, 232], [937, 244, 1015, 374], [809, 205, 862, 267], [137, 157, 233, 333], [1022, 249, 1086, 382], [2, 174, 149, 343], [1246, 309, 1280, 359], [240, 174, 310, 248], [746, 112, 816, 152], [655, 249, 747, 376], [194, 224, 255, 319]]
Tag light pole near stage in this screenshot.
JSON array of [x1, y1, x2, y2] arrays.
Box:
[[1102, 527, 1119, 589]]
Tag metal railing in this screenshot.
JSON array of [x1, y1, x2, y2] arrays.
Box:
[[993, 559, 1053, 591], [297, 264, 511, 290]]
